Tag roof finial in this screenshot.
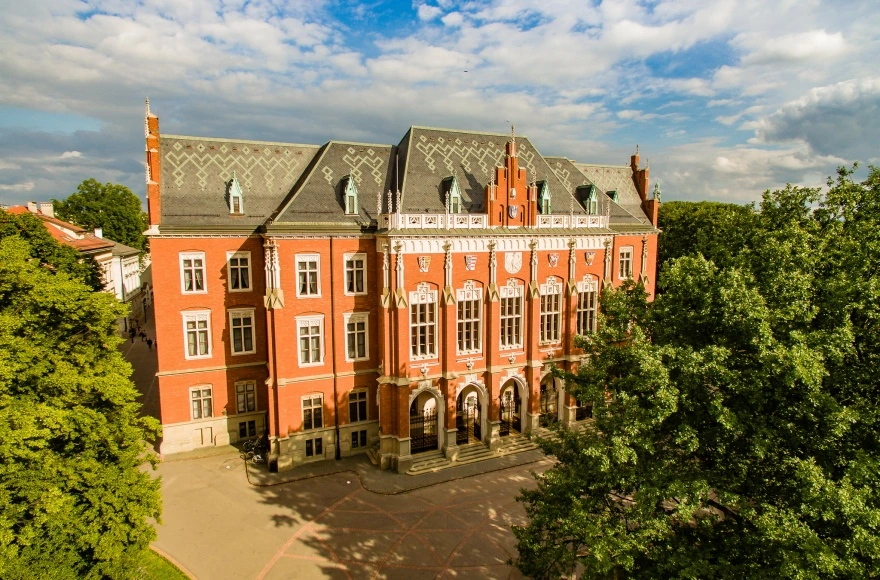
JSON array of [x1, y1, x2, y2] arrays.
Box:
[[653, 180, 661, 202], [145, 97, 150, 116], [635, 144, 639, 155]]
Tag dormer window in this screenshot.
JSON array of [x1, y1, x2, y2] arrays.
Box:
[[344, 176, 358, 215], [228, 172, 244, 214], [608, 190, 618, 203], [444, 176, 463, 214], [538, 181, 551, 214], [578, 185, 598, 215]]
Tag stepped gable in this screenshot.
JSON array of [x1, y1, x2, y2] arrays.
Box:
[[573, 162, 651, 225], [272, 142, 395, 225], [398, 126, 584, 216], [159, 135, 320, 228]]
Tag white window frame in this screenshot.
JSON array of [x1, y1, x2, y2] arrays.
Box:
[[190, 385, 213, 420], [349, 389, 368, 423], [539, 277, 563, 344], [296, 254, 321, 298], [302, 394, 324, 431], [456, 281, 482, 354], [227, 251, 252, 293], [619, 246, 634, 280], [343, 252, 367, 296], [296, 315, 324, 367], [576, 275, 599, 336], [409, 283, 438, 360], [343, 312, 369, 362], [229, 173, 244, 215], [235, 380, 256, 414], [229, 308, 256, 355], [499, 280, 524, 349], [182, 310, 212, 360], [179, 252, 207, 294]]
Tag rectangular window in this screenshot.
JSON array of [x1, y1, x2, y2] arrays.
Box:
[[349, 391, 368, 422], [229, 310, 255, 355], [297, 317, 323, 365], [180, 252, 206, 293], [410, 286, 438, 359], [351, 429, 367, 449], [345, 314, 368, 361], [500, 292, 522, 349], [344, 254, 366, 295], [183, 311, 211, 359], [577, 288, 598, 336], [228, 252, 251, 292], [457, 296, 482, 353], [539, 288, 562, 343], [305, 437, 323, 457], [619, 247, 633, 280], [296, 255, 320, 297], [303, 395, 323, 430], [238, 420, 256, 438], [191, 387, 212, 419], [236, 381, 256, 413]]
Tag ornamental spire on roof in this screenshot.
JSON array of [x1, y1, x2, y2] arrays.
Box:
[[144, 98, 150, 140]]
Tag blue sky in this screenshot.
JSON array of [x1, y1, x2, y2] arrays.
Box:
[[1, 0, 878, 206]]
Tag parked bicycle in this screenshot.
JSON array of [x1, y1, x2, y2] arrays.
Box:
[[241, 435, 269, 465]]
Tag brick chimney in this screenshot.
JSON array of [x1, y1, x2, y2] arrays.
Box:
[[145, 98, 162, 226]]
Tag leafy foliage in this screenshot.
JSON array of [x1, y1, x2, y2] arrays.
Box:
[[54, 178, 148, 251], [0, 236, 161, 579], [514, 166, 880, 579]]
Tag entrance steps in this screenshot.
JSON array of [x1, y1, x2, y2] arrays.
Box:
[[406, 432, 540, 475]]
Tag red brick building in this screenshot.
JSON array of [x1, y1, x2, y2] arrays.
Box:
[[145, 102, 659, 472]]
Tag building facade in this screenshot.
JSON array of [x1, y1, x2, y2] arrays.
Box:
[[144, 102, 660, 472]]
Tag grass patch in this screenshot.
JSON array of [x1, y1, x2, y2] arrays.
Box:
[[135, 549, 188, 580]]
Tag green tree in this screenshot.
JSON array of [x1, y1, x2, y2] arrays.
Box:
[[0, 209, 103, 291], [54, 179, 148, 251], [0, 236, 161, 579], [514, 166, 880, 579]]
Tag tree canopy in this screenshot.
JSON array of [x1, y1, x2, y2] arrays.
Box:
[[54, 179, 148, 251], [514, 166, 880, 579], [0, 235, 161, 578]]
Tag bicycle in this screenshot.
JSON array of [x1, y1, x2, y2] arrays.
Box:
[[242, 435, 269, 464]]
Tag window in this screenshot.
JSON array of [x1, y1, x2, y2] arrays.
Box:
[[446, 175, 463, 214], [305, 437, 323, 457], [297, 316, 324, 365], [500, 281, 523, 348], [229, 310, 255, 355], [344, 253, 366, 295], [191, 387, 212, 419], [351, 429, 368, 449], [180, 252, 206, 293], [236, 381, 256, 413], [539, 278, 562, 343], [608, 190, 618, 203], [238, 420, 256, 438], [619, 247, 633, 279], [577, 276, 599, 336], [456, 281, 482, 354], [578, 185, 598, 215], [344, 313, 369, 361], [303, 395, 323, 430], [409, 284, 438, 359], [343, 176, 358, 215], [228, 172, 244, 214], [296, 254, 320, 297], [183, 311, 211, 359], [228, 252, 251, 291], [349, 390, 368, 422], [538, 181, 551, 214]]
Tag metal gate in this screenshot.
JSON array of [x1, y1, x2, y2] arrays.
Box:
[[539, 383, 558, 427], [499, 390, 520, 436], [410, 409, 438, 453], [456, 399, 481, 445]]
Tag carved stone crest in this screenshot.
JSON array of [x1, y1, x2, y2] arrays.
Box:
[[585, 251, 596, 266], [508, 205, 519, 219], [504, 252, 522, 274], [465, 255, 477, 270], [548, 253, 559, 267], [418, 256, 431, 273]]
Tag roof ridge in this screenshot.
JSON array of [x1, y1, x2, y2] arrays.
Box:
[[162, 134, 322, 148], [409, 125, 525, 139]]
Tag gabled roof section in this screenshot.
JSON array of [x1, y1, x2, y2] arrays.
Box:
[[272, 142, 395, 226], [6, 206, 115, 254], [159, 135, 321, 228], [397, 127, 586, 216], [572, 162, 651, 225]]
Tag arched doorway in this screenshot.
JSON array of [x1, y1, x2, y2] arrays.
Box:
[[409, 396, 438, 453], [499, 379, 522, 436], [539, 375, 559, 427], [456, 389, 482, 445]]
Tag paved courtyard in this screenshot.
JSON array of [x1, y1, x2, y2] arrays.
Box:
[[154, 451, 550, 579]]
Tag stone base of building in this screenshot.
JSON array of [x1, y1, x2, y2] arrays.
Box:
[[159, 412, 266, 455]]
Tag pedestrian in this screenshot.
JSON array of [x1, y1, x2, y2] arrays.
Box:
[[139, 329, 147, 342], [129, 327, 135, 343], [147, 338, 153, 350]]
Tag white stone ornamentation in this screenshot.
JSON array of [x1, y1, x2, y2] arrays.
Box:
[[505, 252, 522, 274], [548, 253, 559, 267], [465, 255, 477, 270], [418, 255, 430, 273]]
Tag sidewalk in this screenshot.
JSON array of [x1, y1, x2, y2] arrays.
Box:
[[118, 307, 160, 423]]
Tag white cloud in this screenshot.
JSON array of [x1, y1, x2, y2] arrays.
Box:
[[0, 181, 36, 191], [60, 150, 82, 158], [441, 12, 464, 27], [738, 29, 849, 65], [417, 4, 442, 21]]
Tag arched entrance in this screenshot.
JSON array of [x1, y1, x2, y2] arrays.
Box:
[[456, 388, 482, 445], [409, 395, 438, 454], [539, 374, 559, 427], [499, 379, 523, 436]]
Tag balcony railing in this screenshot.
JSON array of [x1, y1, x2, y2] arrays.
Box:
[[379, 213, 608, 230]]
